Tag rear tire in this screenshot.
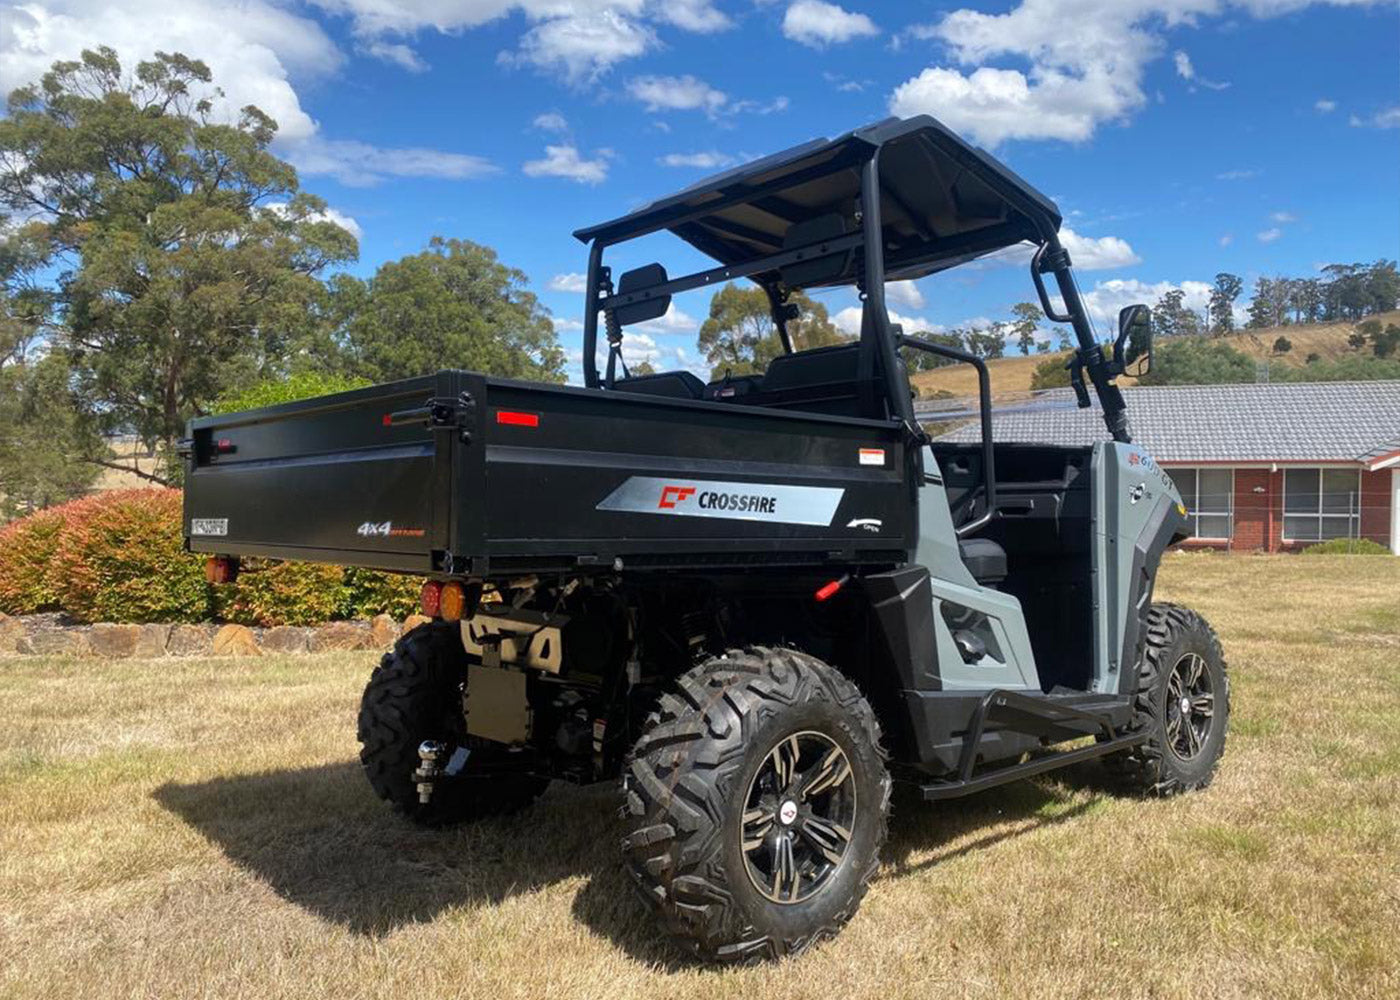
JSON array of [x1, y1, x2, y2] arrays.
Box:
[[1110, 603, 1229, 795], [357, 622, 547, 826], [623, 647, 890, 963]]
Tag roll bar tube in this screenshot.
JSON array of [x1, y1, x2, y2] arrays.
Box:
[[898, 334, 997, 537]]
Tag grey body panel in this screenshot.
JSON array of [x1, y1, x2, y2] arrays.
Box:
[[917, 452, 1040, 692], [1090, 443, 1186, 693]]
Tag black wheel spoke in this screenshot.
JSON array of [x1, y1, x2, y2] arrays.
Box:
[[1164, 650, 1217, 763], [742, 730, 857, 905]]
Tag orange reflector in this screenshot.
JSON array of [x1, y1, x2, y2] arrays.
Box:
[[439, 582, 467, 622], [814, 575, 848, 602], [204, 557, 238, 584], [496, 410, 539, 427], [420, 580, 442, 618]]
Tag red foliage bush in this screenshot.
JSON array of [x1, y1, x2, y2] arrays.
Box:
[[0, 507, 68, 614], [52, 489, 211, 623]]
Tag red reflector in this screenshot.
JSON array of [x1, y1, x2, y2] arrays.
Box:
[[420, 580, 443, 618], [214, 438, 235, 454], [496, 410, 539, 427], [382, 414, 393, 426], [814, 578, 845, 602]]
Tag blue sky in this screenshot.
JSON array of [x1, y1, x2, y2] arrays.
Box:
[[3, 1, 1397, 380]]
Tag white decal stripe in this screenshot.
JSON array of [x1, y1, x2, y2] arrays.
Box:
[[597, 477, 845, 527]]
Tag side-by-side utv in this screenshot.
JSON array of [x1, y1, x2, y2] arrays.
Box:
[[183, 116, 1229, 962]]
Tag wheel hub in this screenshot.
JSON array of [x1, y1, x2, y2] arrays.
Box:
[[1166, 652, 1216, 762], [741, 731, 857, 905]]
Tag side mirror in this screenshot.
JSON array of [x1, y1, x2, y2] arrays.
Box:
[[613, 263, 671, 327], [1115, 304, 1152, 377]]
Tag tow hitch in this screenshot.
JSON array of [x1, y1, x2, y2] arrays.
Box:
[[413, 740, 471, 804]]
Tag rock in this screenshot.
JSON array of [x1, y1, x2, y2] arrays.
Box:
[[0, 613, 25, 654], [17, 630, 89, 656], [369, 613, 400, 649], [309, 621, 373, 653], [212, 624, 261, 657], [401, 614, 432, 636], [261, 625, 310, 654], [87, 623, 141, 659], [134, 624, 171, 658], [167, 624, 216, 656]]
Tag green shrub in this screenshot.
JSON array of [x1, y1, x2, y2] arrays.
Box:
[[220, 558, 347, 626], [1029, 352, 1071, 390], [53, 489, 210, 623], [212, 371, 370, 415], [1299, 538, 1392, 556], [342, 567, 421, 620], [0, 508, 68, 614]]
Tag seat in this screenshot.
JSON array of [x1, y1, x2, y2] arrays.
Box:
[[611, 370, 705, 400], [958, 538, 1007, 586]]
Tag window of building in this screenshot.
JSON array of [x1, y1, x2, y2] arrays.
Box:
[[1283, 468, 1360, 541], [1167, 468, 1234, 539]]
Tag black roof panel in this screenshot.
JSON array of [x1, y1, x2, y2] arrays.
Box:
[[573, 116, 1064, 285]]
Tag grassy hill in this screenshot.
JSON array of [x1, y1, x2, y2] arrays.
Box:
[[911, 310, 1400, 401]]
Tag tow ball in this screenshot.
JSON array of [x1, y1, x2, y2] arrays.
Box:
[[414, 740, 472, 804]]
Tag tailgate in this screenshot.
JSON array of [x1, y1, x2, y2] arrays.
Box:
[[183, 373, 457, 572]]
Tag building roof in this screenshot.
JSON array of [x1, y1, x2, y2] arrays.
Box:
[[932, 381, 1400, 466]]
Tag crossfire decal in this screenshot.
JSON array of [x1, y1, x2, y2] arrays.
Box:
[[597, 477, 845, 526]]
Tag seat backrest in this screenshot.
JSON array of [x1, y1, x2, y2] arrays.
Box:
[[612, 370, 705, 400]]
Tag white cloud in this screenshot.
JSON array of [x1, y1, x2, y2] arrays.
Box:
[[653, 0, 731, 33], [1314, 98, 1337, 113], [1173, 48, 1229, 90], [523, 144, 611, 184], [631, 303, 699, 336], [886, 280, 926, 309], [1078, 278, 1212, 330], [263, 201, 362, 239], [1257, 227, 1283, 243], [549, 272, 588, 292], [360, 40, 428, 72], [508, 10, 656, 84], [1216, 168, 1261, 181], [1270, 210, 1297, 223], [0, 1, 498, 186], [833, 305, 940, 337], [627, 74, 726, 113], [988, 226, 1140, 271], [553, 316, 584, 333], [533, 111, 569, 132], [1350, 106, 1400, 129], [889, 2, 1382, 146], [1060, 227, 1141, 269], [1219, 234, 1234, 247], [782, 1, 879, 49], [658, 151, 736, 168], [290, 137, 498, 186]]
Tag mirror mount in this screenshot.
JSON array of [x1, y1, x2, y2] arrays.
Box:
[[1112, 304, 1153, 378]]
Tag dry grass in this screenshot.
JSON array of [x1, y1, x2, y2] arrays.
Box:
[[910, 310, 1400, 401], [1, 555, 1397, 999]]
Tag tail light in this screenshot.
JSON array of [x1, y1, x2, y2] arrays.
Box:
[[439, 582, 468, 622], [420, 580, 443, 618], [205, 556, 239, 584]]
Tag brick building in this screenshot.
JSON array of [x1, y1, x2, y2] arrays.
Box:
[[934, 381, 1400, 554]]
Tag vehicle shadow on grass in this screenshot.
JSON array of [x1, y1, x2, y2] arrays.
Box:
[[155, 758, 1115, 966]]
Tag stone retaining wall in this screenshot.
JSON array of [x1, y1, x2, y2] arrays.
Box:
[[0, 611, 432, 658]]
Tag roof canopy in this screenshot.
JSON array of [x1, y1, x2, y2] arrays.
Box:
[[573, 116, 1064, 287]]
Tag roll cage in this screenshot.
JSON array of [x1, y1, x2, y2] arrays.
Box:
[[572, 115, 1131, 444]]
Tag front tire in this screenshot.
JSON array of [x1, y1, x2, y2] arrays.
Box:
[[623, 647, 890, 963], [1111, 603, 1230, 795], [357, 622, 547, 826]]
